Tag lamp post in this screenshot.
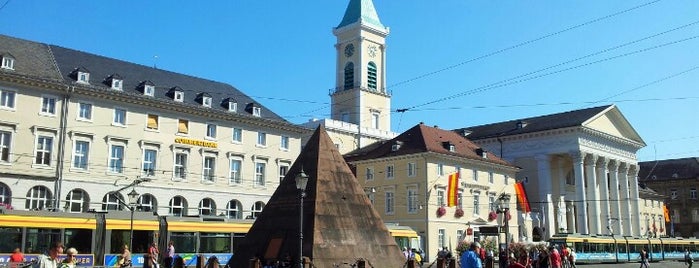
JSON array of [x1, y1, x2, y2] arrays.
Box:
[[497, 194, 511, 252], [295, 168, 309, 268], [127, 188, 140, 251]]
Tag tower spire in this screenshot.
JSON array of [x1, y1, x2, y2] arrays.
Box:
[[336, 0, 386, 30]]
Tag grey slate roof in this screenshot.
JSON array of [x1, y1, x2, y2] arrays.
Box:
[[638, 157, 699, 181], [336, 0, 386, 30], [0, 35, 63, 81], [454, 105, 613, 140]]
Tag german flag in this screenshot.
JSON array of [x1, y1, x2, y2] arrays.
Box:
[[514, 182, 531, 212]]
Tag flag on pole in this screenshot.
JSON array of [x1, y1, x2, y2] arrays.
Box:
[[514, 182, 531, 212], [447, 172, 459, 207], [663, 204, 670, 222]]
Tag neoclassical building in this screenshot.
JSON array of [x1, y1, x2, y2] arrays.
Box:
[[302, 0, 397, 154], [0, 34, 307, 252], [455, 105, 650, 239]]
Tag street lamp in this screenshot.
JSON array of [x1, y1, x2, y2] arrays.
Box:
[[127, 188, 140, 251], [295, 168, 309, 268], [497, 194, 511, 252]]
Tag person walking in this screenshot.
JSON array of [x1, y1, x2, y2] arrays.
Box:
[[60, 248, 78, 268], [460, 242, 482, 268], [148, 242, 160, 268], [568, 248, 576, 268], [165, 241, 175, 268], [639, 248, 650, 268], [686, 248, 694, 268], [33, 241, 63, 268]]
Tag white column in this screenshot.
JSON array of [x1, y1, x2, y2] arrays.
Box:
[[585, 154, 601, 234], [566, 201, 576, 233], [629, 166, 641, 236], [619, 163, 632, 235], [535, 154, 555, 239], [608, 161, 623, 235], [557, 157, 568, 233], [572, 151, 589, 234], [597, 157, 611, 235]]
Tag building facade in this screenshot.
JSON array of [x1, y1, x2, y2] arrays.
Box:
[[0, 34, 307, 250], [455, 105, 651, 239], [302, 0, 397, 154], [639, 157, 699, 238], [345, 123, 520, 262]]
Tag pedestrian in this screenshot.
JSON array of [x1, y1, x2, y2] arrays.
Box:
[[561, 245, 570, 268], [685, 248, 694, 268], [33, 241, 63, 268], [639, 248, 650, 268], [538, 248, 549, 268], [205, 256, 220, 268], [568, 248, 576, 268], [10, 247, 26, 267], [60, 248, 78, 268], [499, 247, 508, 268], [165, 241, 175, 268], [149, 242, 160, 268], [119, 245, 132, 268], [402, 247, 411, 261], [550, 246, 562, 268], [460, 242, 482, 268]]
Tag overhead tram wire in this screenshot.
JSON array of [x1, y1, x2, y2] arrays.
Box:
[[289, 0, 662, 119], [399, 34, 699, 112]]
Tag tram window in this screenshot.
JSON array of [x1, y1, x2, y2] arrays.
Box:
[[0, 227, 21, 252], [617, 243, 627, 254], [26, 228, 61, 254], [65, 228, 92, 255], [199, 233, 231, 253], [172, 232, 196, 253], [111, 230, 130, 253]]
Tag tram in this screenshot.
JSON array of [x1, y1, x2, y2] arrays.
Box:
[[548, 233, 698, 263], [0, 210, 419, 266]]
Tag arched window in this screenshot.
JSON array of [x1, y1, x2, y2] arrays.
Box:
[[65, 189, 89, 213], [102, 192, 124, 211], [170, 196, 187, 217], [367, 62, 377, 91], [199, 198, 216, 216], [26, 185, 52, 210], [344, 62, 354, 90], [251, 201, 265, 219], [226, 200, 242, 219], [138, 193, 157, 212], [0, 182, 10, 205]]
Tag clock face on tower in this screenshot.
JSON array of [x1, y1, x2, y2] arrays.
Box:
[[344, 43, 355, 57], [368, 45, 377, 58]]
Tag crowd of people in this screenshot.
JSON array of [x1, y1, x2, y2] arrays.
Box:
[[457, 241, 579, 268]]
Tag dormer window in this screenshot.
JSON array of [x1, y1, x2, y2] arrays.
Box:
[[246, 102, 262, 117], [223, 98, 237, 112], [442, 142, 456, 152], [71, 67, 91, 84], [105, 74, 123, 90], [391, 141, 403, 152], [138, 81, 155, 97], [196, 93, 212, 108], [168, 87, 184, 102], [1, 53, 15, 70], [516, 121, 528, 129], [475, 148, 488, 158]]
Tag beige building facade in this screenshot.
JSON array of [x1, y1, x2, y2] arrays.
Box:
[[0, 34, 306, 229]]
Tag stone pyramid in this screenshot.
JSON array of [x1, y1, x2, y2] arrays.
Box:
[[228, 126, 405, 268]]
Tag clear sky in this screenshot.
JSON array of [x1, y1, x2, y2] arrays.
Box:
[[1, 1, 697, 162]]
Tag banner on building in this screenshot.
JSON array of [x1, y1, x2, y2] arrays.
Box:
[[514, 181, 531, 212], [447, 172, 459, 207], [663, 204, 670, 222]]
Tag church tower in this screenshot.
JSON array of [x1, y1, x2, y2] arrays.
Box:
[[331, 0, 391, 133]]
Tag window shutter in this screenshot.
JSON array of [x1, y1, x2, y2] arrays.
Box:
[[178, 120, 189, 134]]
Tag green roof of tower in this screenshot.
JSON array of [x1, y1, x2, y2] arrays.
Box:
[[336, 0, 385, 30]]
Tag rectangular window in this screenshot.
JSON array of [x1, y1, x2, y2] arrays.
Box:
[[407, 187, 418, 213], [693, 209, 699, 223], [366, 167, 374, 181], [438, 229, 446, 248], [408, 162, 416, 177], [371, 112, 379, 129], [178, 119, 189, 134], [257, 132, 266, 146], [252, 107, 261, 117], [142, 149, 157, 176], [437, 163, 444, 176], [206, 123, 217, 139], [203, 156, 216, 182], [437, 190, 445, 206], [1, 58, 13, 70], [385, 190, 395, 215], [386, 165, 394, 179], [279, 164, 289, 183], [228, 102, 237, 112], [78, 103, 92, 120], [473, 192, 480, 215], [255, 162, 266, 187], [72, 140, 89, 169], [109, 145, 124, 173], [41, 96, 56, 115], [174, 152, 188, 180], [232, 128, 242, 143], [670, 189, 678, 200], [0, 131, 11, 162], [113, 108, 126, 126], [35, 136, 53, 165], [280, 136, 289, 150], [488, 171, 494, 184], [690, 188, 697, 200], [144, 85, 155, 97], [457, 191, 463, 209], [473, 169, 478, 181], [0, 90, 15, 109], [146, 114, 159, 130], [489, 195, 496, 211], [229, 158, 242, 184]]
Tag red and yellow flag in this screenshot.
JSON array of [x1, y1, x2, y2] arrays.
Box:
[[514, 182, 531, 212], [447, 172, 459, 207], [663, 204, 670, 222]]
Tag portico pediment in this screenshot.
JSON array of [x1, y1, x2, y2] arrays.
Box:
[[582, 106, 645, 146]]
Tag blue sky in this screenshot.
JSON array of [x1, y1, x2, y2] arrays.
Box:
[[1, 1, 697, 162]]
